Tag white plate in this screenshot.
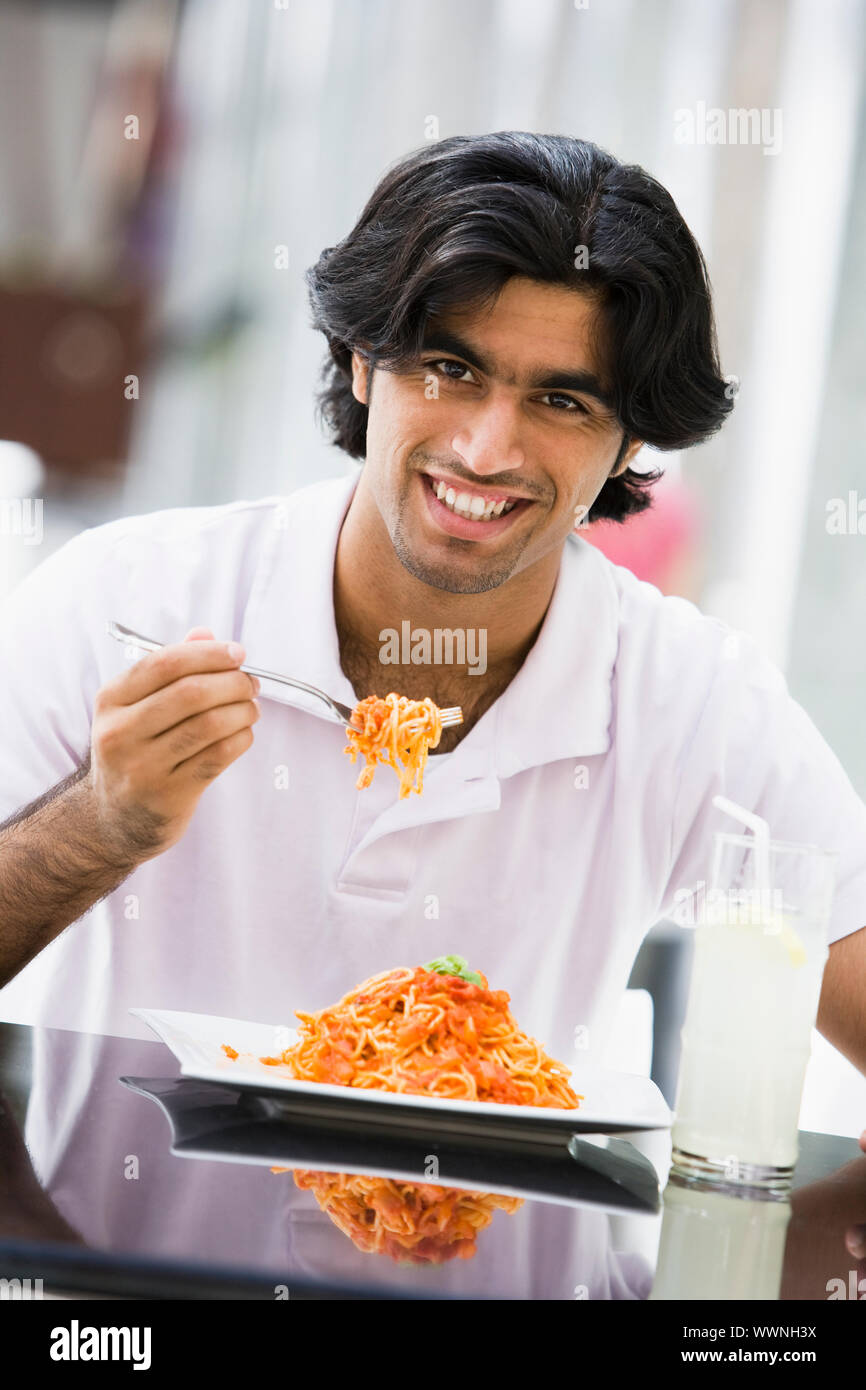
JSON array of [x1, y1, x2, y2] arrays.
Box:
[[131, 1007, 672, 1140], [122, 1075, 663, 1215]]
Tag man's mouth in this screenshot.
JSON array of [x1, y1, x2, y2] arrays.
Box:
[[427, 475, 517, 522], [416, 470, 537, 542]]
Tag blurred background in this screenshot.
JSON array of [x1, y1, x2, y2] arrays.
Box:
[[0, 0, 864, 1126]]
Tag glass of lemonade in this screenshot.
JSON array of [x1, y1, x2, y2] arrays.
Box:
[[671, 832, 837, 1192]]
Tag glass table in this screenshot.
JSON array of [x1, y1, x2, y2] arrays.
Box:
[[1, 1019, 863, 1302]]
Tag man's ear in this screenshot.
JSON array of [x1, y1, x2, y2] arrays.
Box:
[[350, 350, 371, 407], [611, 436, 645, 477]]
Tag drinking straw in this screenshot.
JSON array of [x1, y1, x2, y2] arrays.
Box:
[[712, 795, 772, 905]]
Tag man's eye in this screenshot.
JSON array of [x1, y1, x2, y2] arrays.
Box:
[[541, 392, 588, 413], [427, 358, 474, 382]]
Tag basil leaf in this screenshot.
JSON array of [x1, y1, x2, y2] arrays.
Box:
[[423, 954, 483, 986]]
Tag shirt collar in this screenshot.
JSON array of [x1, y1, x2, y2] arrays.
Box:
[[492, 532, 618, 775], [242, 470, 618, 775]]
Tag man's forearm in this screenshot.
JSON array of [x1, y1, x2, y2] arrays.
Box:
[[0, 640, 258, 991], [0, 755, 147, 988], [817, 926, 866, 1079]]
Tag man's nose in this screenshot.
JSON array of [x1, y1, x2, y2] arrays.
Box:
[[449, 394, 526, 476]]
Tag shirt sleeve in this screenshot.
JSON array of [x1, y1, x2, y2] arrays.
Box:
[[0, 528, 115, 823], [658, 628, 866, 946]]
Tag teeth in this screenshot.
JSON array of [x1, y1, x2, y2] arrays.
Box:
[[429, 476, 520, 521]]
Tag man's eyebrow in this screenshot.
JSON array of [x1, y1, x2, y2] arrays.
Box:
[[418, 328, 616, 410]]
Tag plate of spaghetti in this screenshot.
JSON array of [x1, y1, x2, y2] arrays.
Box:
[[343, 693, 443, 798], [130, 956, 670, 1139]]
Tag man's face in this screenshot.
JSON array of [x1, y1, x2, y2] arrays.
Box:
[[351, 276, 644, 594]]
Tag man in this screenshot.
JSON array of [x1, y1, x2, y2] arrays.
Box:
[[1, 130, 865, 1098]]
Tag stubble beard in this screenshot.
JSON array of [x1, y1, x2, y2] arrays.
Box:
[[389, 488, 523, 595]]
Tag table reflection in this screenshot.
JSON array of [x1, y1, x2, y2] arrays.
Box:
[[0, 1024, 655, 1298], [287, 1168, 524, 1264], [651, 1175, 791, 1300], [3, 1021, 863, 1299]]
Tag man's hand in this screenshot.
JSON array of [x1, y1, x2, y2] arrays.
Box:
[[85, 627, 260, 862], [0, 626, 260, 988]]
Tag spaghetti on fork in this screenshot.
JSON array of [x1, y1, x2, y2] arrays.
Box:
[[344, 693, 443, 798]]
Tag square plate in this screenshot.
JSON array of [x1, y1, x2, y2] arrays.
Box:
[[120, 1074, 663, 1214], [131, 1007, 672, 1143]]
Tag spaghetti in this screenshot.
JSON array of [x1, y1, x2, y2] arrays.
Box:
[[343, 693, 443, 799], [269, 963, 582, 1108], [224, 960, 582, 1263]]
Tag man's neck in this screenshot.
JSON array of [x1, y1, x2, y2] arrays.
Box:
[[333, 473, 561, 710]]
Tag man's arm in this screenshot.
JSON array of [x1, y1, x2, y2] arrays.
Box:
[[0, 755, 158, 988], [0, 633, 259, 990], [816, 925, 866, 1077]]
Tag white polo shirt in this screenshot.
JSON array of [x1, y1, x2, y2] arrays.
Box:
[[1, 470, 865, 1067]]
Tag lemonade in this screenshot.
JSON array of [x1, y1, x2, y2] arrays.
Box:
[[672, 909, 828, 1175], [669, 809, 837, 1191]]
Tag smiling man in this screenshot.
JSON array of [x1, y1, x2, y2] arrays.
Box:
[[335, 279, 646, 750], [1, 131, 866, 1117]]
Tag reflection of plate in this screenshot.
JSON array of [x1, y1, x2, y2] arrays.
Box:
[[119, 1074, 662, 1215], [130, 1007, 672, 1142]]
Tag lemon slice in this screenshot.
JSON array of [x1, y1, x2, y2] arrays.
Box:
[[760, 912, 807, 966]]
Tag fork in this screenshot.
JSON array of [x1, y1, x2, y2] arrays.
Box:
[[107, 621, 463, 730]]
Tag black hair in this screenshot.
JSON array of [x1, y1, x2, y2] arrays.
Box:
[[306, 131, 733, 523]]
